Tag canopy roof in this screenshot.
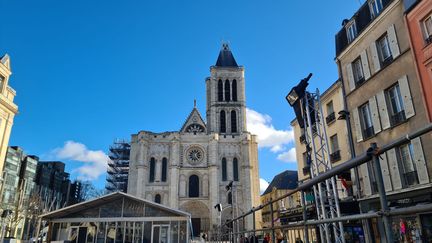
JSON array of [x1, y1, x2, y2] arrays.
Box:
[[40, 192, 191, 220]]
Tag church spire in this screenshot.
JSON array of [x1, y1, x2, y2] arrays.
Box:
[[215, 43, 238, 67]]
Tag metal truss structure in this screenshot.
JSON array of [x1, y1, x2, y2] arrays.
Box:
[[301, 89, 345, 243]]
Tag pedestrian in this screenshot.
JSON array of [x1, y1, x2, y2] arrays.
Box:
[[263, 233, 271, 243]]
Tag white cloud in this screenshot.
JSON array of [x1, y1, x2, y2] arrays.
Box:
[[276, 147, 297, 163], [51, 141, 109, 180], [260, 178, 270, 194], [246, 108, 294, 152]]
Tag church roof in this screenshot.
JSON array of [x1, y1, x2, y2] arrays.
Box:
[[215, 43, 238, 67], [180, 101, 207, 133], [262, 170, 298, 195]]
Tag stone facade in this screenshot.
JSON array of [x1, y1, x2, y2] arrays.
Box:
[[127, 45, 261, 237], [0, 54, 18, 178]]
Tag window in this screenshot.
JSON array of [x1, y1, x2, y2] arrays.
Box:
[[302, 152, 310, 176], [352, 57, 365, 86], [149, 158, 156, 182], [346, 21, 357, 43], [161, 158, 168, 182], [330, 134, 341, 162], [377, 34, 392, 66], [231, 110, 237, 133], [218, 79, 223, 101], [189, 175, 199, 197], [0, 75, 4, 92], [398, 143, 419, 187], [359, 103, 374, 139], [154, 194, 161, 204], [220, 110, 226, 133], [222, 158, 227, 181], [326, 101, 336, 124], [386, 83, 405, 126], [369, 0, 383, 18], [423, 15, 432, 44], [232, 79, 238, 101], [233, 158, 239, 181], [224, 79, 230, 101]]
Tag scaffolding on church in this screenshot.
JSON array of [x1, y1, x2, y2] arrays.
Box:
[[105, 139, 130, 193]]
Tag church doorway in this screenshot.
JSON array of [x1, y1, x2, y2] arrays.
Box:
[[191, 218, 201, 237]]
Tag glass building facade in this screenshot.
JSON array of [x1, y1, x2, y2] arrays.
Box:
[[40, 192, 191, 243]]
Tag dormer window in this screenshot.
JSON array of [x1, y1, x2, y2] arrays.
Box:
[[346, 21, 357, 43], [423, 15, 432, 45], [369, 0, 383, 18]]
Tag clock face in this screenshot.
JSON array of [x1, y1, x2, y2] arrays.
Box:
[[186, 147, 204, 164]]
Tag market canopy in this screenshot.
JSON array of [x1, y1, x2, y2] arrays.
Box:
[[40, 192, 191, 220]]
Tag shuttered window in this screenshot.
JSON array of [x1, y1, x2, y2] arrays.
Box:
[[385, 83, 406, 126], [397, 143, 419, 187], [377, 34, 392, 66], [359, 103, 374, 139], [353, 57, 365, 86]]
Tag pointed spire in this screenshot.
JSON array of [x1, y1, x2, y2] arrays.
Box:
[[215, 43, 238, 67], [194, 99, 197, 108]]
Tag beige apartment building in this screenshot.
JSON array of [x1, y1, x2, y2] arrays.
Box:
[[0, 54, 18, 179], [335, 0, 432, 241], [260, 170, 317, 242]]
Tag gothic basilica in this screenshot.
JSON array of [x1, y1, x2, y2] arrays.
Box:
[[127, 44, 261, 237]]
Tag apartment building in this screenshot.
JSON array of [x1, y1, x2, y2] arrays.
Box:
[[404, 0, 432, 121], [260, 170, 309, 242], [335, 0, 432, 241]]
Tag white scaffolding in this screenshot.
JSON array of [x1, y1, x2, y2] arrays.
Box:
[[301, 89, 345, 243]]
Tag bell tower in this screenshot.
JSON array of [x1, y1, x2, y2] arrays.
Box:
[[206, 44, 246, 135]]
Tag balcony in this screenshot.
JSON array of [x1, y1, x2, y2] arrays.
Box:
[[391, 110, 406, 126], [354, 77, 366, 88], [330, 150, 341, 163], [300, 134, 306, 144], [403, 171, 419, 187], [326, 112, 336, 125], [303, 166, 310, 176], [363, 126, 374, 140], [380, 55, 393, 69]]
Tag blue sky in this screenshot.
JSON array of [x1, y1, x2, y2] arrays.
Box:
[[0, 0, 362, 190]]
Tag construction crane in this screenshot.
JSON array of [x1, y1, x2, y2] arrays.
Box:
[[287, 74, 345, 243]]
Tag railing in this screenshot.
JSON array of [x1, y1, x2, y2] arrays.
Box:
[[390, 110, 406, 126], [330, 150, 341, 163], [325, 112, 336, 125], [218, 123, 432, 243]]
